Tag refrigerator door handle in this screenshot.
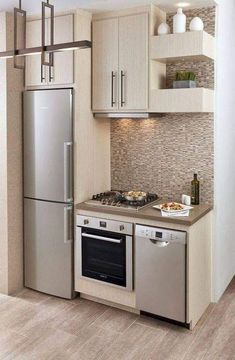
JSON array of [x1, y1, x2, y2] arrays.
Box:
[[64, 206, 73, 244], [64, 142, 73, 203]]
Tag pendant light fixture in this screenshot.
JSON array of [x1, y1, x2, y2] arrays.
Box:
[[41, 0, 54, 68], [41, 0, 54, 82], [0, 0, 91, 66], [14, 0, 26, 69]]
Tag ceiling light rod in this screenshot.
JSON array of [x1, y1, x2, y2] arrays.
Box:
[[14, 0, 26, 69], [0, 41, 92, 59], [0, 0, 92, 64], [41, 0, 54, 67]]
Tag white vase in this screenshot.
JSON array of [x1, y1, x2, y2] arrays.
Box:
[[158, 22, 170, 36], [189, 17, 204, 31], [173, 8, 186, 34]]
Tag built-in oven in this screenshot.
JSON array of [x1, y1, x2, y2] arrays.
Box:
[[76, 216, 133, 291]]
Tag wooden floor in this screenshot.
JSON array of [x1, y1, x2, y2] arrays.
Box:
[[0, 279, 235, 360]]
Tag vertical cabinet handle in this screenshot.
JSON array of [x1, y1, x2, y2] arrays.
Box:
[[64, 142, 73, 203], [49, 65, 54, 83], [64, 206, 73, 244], [121, 70, 125, 107], [41, 64, 46, 83], [111, 71, 116, 107]]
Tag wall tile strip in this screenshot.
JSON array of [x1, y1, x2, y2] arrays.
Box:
[[111, 7, 215, 205]]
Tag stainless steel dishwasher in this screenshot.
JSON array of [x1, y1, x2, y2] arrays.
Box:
[[135, 225, 187, 324]]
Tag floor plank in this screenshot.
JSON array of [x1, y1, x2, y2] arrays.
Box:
[[0, 279, 234, 360], [91, 307, 138, 334], [99, 322, 167, 360]]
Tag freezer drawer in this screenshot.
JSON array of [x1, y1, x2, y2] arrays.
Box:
[[24, 198, 74, 299], [23, 89, 73, 203], [135, 225, 186, 323]]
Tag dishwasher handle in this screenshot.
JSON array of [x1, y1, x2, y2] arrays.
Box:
[[150, 239, 170, 247]]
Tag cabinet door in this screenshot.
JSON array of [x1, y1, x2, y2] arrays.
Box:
[[92, 18, 119, 111], [119, 13, 149, 110], [50, 15, 74, 85], [25, 20, 47, 87]]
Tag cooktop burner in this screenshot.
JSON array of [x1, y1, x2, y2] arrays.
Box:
[[85, 191, 159, 211]]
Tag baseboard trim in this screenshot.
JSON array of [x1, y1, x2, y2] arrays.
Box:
[[80, 293, 139, 314]]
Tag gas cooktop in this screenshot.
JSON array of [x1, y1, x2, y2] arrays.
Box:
[[85, 191, 159, 211]]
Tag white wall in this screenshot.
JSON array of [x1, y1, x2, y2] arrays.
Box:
[[214, 0, 235, 301]]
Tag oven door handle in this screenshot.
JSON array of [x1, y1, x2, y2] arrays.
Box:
[[82, 233, 122, 244]]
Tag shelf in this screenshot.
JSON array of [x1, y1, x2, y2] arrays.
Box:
[[150, 88, 214, 113], [150, 31, 215, 63]]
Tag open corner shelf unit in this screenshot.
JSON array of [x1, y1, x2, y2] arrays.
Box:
[[150, 88, 214, 113], [150, 30, 215, 113], [150, 30, 215, 63]]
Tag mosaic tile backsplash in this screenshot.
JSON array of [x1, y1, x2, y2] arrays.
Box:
[[111, 115, 214, 204], [111, 7, 215, 205]]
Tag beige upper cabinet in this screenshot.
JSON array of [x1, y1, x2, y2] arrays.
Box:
[[92, 12, 149, 112], [50, 15, 74, 86], [25, 19, 43, 87], [25, 15, 74, 87], [119, 13, 148, 111], [92, 18, 119, 111]]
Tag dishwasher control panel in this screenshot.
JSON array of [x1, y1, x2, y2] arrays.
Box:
[[135, 225, 186, 244]]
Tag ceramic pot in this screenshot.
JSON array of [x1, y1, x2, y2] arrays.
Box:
[[173, 8, 186, 34], [189, 17, 204, 31], [158, 22, 170, 36], [173, 80, 196, 89]]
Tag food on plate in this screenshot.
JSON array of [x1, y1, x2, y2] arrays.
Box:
[[160, 202, 184, 211]]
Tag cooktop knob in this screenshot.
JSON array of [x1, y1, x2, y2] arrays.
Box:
[[120, 225, 125, 231], [84, 219, 89, 225]]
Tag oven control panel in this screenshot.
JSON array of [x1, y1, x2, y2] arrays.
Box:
[[76, 215, 133, 236]]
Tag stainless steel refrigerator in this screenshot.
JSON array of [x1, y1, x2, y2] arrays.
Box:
[[23, 89, 74, 299]]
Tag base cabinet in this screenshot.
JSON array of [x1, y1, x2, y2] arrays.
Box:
[[75, 210, 212, 329]]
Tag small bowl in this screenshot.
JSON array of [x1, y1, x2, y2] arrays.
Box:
[[124, 192, 147, 202]]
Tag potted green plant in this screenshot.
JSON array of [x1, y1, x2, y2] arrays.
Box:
[[173, 71, 197, 89]]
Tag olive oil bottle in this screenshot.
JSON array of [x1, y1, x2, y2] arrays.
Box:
[[191, 173, 200, 205]]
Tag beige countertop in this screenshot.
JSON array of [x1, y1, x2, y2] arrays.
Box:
[[76, 200, 212, 226]]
